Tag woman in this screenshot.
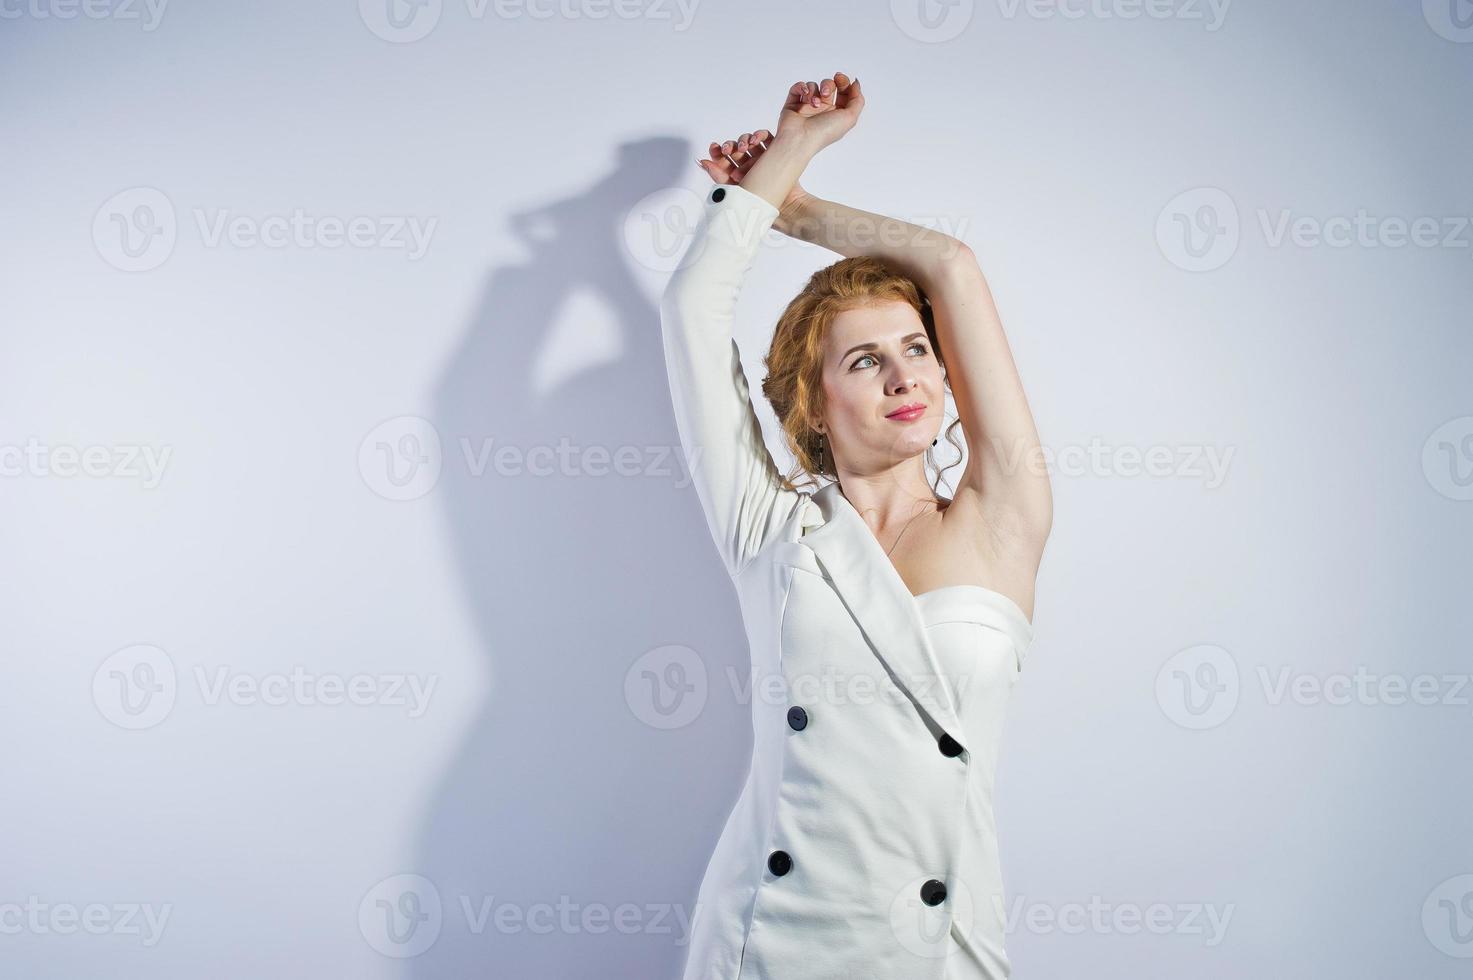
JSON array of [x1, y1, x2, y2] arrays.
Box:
[[660, 72, 1052, 980]]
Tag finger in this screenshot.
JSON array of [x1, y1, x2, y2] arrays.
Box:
[[819, 77, 836, 104], [806, 81, 819, 106], [726, 138, 758, 175], [720, 134, 756, 182], [784, 80, 807, 113], [704, 141, 739, 182], [832, 72, 852, 107]]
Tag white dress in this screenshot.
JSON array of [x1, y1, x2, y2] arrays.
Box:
[[914, 585, 1034, 979], [662, 179, 1038, 979]]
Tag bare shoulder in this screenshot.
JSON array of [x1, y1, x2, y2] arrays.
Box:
[[936, 485, 1047, 617]]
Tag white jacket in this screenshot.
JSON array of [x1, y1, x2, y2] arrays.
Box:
[[660, 182, 1033, 980]]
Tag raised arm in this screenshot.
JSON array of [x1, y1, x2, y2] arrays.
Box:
[[660, 181, 803, 578], [748, 110, 1052, 545], [662, 74, 863, 578]]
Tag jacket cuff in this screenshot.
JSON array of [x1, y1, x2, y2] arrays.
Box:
[[701, 182, 781, 255]]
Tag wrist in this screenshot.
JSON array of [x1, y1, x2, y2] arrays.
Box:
[[770, 129, 826, 158], [775, 188, 815, 237]]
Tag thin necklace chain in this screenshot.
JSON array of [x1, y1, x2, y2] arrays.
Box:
[[884, 496, 941, 558]]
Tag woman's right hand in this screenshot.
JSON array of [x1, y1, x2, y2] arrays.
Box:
[[697, 130, 812, 236], [776, 73, 864, 151]]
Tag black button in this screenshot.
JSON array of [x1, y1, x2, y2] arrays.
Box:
[[938, 733, 964, 757], [710, 187, 726, 202], [920, 879, 947, 906], [787, 706, 808, 731], [767, 850, 792, 876]]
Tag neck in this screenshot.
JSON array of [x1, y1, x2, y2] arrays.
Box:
[[834, 462, 941, 534]]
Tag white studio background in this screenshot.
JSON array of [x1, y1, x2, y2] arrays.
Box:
[[1, 1, 1470, 977]]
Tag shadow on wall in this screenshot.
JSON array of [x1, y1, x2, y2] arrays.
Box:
[[404, 136, 757, 978]]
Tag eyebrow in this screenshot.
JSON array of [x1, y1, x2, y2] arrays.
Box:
[[838, 332, 928, 363]]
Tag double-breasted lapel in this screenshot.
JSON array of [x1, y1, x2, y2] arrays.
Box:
[[795, 481, 964, 743]]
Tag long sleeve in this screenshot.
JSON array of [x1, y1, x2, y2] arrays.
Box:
[[660, 183, 805, 579]]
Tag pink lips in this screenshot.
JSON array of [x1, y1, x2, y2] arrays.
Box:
[[886, 403, 926, 421]]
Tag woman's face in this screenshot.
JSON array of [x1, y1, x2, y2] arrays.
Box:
[[818, 300, 944, 472]]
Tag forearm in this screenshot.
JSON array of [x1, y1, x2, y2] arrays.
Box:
[[736, 132, 823, 215], [660, 183, 798, 576], [778, 194, 970, 291]]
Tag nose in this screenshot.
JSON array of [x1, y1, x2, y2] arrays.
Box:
[[886, 366, 916, 395]]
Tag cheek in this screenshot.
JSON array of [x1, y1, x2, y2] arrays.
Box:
[[825, 378, 873, 427]]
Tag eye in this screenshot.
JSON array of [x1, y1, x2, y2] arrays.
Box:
[[850, 343, 928, 370]]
